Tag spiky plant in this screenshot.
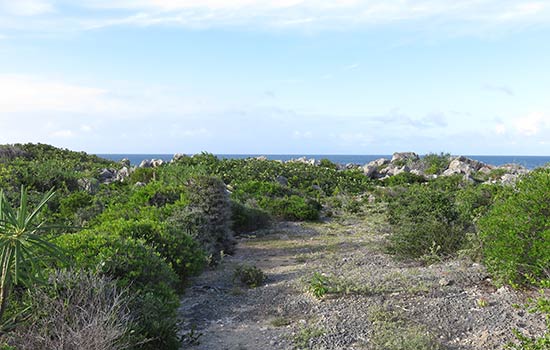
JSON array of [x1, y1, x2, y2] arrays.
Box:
[[0, 186, 64, 321]]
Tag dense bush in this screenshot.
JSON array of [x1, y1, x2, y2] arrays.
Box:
[[230, 201, 271, 234], [231, 180, 321, 221], [478, 169, 550, 286], [172, 176, 235, 262], [383, 172, 426, 186], [95, 218, 206, 281], [421, 152, 451, 175], [386, 184, 469, 260], [233, 264, 266, 288], [54, 231, 181, 349]]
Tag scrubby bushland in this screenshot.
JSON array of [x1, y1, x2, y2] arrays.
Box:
[[421, 152, 451, 175], [233, 264, 266, 288], [231, 180, 321, 221], [55, 231, 181, 349], [385, 177, 503, 262], [94, 218, 206, 281], [386, 184, 469, 260], [2, 270, 133, 350], [478, 169, 550, 286], [383, 172, 426, 186], [171, 176, 235, 263], [230, 201, 271, 234]]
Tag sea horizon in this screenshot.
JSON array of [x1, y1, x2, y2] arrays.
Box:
[[97, 153, 550, 170]]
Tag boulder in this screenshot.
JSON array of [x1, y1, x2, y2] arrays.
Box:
[[120, 158, 131, 167], [139, 159, 152, 168], [275, 175, 289, 186], [410, 169, 425, 177], [500, 173, 521, 186], [345, 163, 360, 170], [288, 157, 316, 166], [442, 156, 487, 176], [379, 163, 410, 177], [362, 164, 378, 178], [172, 153, 187, 162], [498, 163, 529, 175], [98, 168, 116, 183], [151, 159, 164, 167], [391, 152, 419, 163], [255, 156, 268, 161], [77, 178, 99, 194], [370, 158, 390, 167], [116, 166, 130, 182]]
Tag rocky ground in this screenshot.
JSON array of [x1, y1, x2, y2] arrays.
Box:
[[178, 207, 546, 350]]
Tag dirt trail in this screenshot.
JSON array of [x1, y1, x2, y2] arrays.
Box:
[[178, 211, 545, 350]]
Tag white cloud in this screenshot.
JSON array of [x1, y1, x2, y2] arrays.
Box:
[[4, 0, 550, 33], [0, 75, 113, 113], [495, 123, 507, 135], [0, 0, 53, 16], [484, 84, 515, 96], [50, 129, 75, 138], [513, 112, 547, 136]]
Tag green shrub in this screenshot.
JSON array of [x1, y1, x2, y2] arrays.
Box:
[[422, 152, 451, 175], [383, 172, 426, 186], [96, 218, 206, 282], [128, 167, 156, 184], [172, 176, 235, 262], [479, 169, 550, 286], [54, 231, 181, 349], [233, 265, 266, 288], [261, 195, 320, 221], [230, 201, 271, 234], [308, 272, 330, 298], [387, 185, 468, 260], [319, 158, 339, 170]]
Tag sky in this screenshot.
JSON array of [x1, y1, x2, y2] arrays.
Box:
[[0, 0, 550, 155]]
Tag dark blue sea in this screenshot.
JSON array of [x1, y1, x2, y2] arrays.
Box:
[[97, 154, 550, 170]]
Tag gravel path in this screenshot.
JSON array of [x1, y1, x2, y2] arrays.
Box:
[[178, 212, 546, 350]]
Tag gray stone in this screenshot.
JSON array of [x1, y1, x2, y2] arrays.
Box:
[[275, 175, 289, 186], [77, 178, 99, 194], [139, 159, 152, 168], [116, 166, 130, 182], [172, 153, 187, 162], [151, 159, 164, 167], [391, 152, 419, 163], [120, 158, 131, 167]]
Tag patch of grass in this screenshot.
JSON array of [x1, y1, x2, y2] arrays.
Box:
[[271, 317, 292, 327], [307, 272, 330, 298], [368, 305, 443, 350], [292, 325, 325, 349], [306, 272, 371, 299], [233, 264, 266, 288]]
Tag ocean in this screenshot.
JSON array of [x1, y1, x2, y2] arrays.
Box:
[[97, 154, 550, 170]]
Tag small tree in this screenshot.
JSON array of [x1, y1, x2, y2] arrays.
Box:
[[0, 186, 64, 321]]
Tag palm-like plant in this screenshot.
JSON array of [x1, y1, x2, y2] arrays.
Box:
[[0, 186, 64, 321]]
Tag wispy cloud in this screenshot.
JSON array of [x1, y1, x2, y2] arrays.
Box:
[[513, 112, 548, 136], [2, 1, 550, 33], [484, 83, 515, 96], [0, 0, 53, 16], [374, 110, 448, 129]]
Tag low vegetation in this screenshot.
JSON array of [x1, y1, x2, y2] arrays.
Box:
[[0, 143, 547, 348]]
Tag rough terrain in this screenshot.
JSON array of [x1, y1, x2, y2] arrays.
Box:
[[178, 207, 546, 350]]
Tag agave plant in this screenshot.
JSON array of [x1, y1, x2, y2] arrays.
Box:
[[0, 186, 64, 321]]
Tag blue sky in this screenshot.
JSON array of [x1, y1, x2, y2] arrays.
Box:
[[1, 0, 550, 155]]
